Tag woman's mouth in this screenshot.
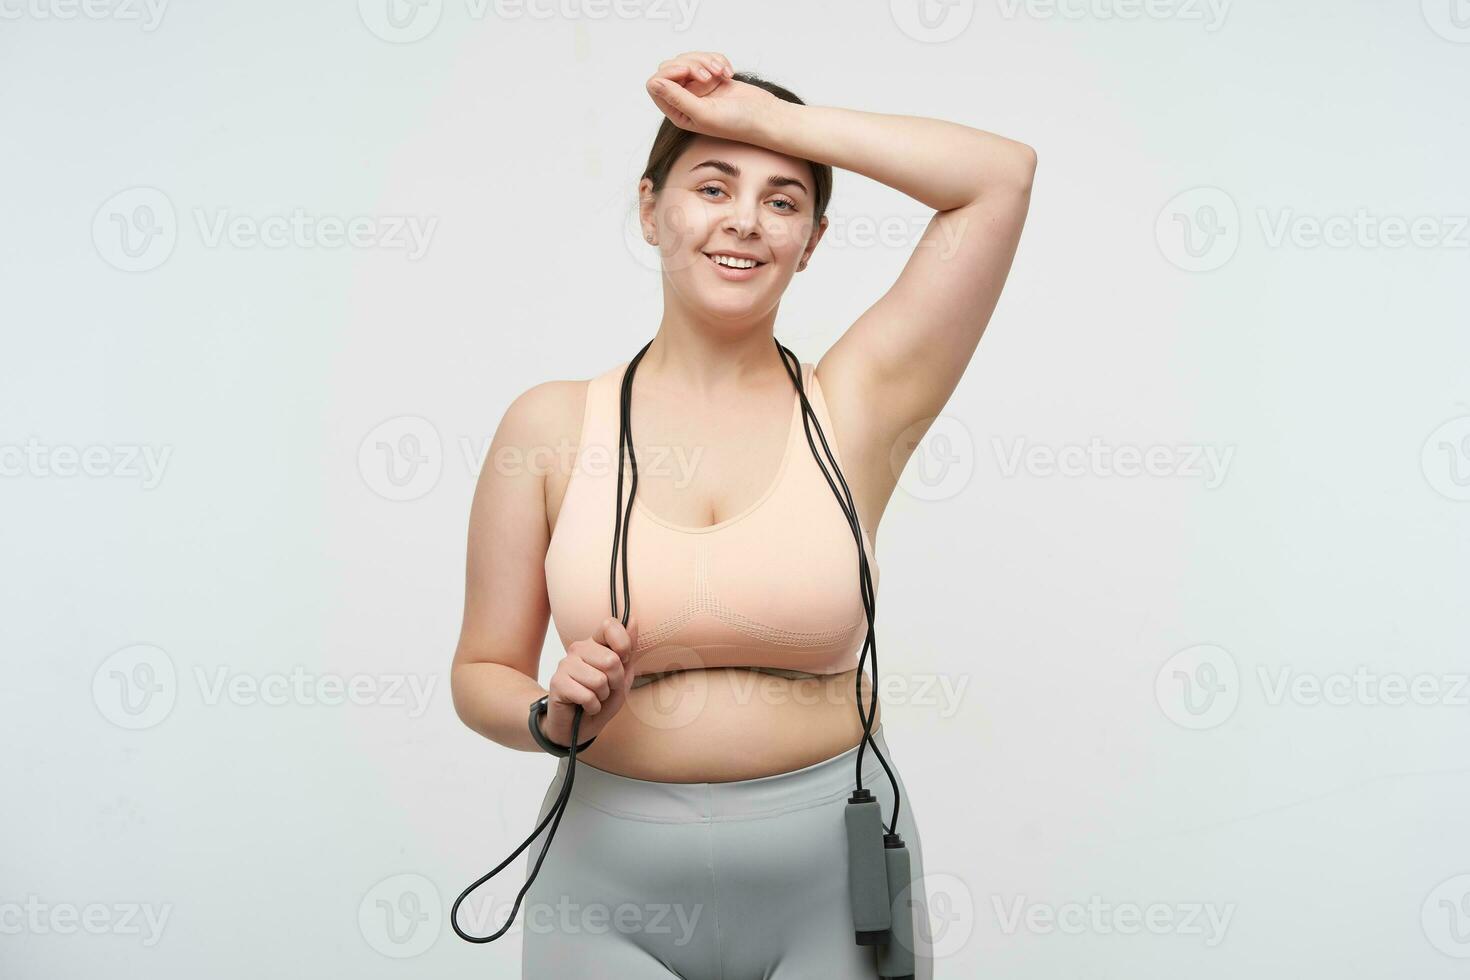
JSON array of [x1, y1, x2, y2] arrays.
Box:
[[703, 251, 767, 281]]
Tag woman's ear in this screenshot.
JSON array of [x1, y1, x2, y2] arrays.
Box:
[[797, 214, 829, 272], [638, 178, 658, 245]]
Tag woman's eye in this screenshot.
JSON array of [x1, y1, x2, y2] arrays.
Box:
[[697, 186, 797, 213]]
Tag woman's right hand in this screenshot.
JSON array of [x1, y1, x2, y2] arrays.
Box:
[[645, 51, 774, 143], [539, 615, 639, 749]]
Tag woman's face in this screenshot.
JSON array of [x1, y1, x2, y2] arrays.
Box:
[[640, 136, 826, 321]]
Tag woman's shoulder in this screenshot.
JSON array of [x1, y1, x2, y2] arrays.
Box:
[[502, 352, 654, 467], [496, 360, 627, 472], [499, 375, 590, 460]]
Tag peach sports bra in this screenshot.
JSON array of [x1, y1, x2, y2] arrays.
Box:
[[544, 359, 879, 689]]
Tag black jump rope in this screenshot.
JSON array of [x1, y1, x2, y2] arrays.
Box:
[[451, 336, 917, 978]]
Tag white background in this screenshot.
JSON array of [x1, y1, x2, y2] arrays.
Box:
[[3, 0, 1469, 976]]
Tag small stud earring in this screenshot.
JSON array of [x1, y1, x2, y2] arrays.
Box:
[[645, 233, 654, 242]]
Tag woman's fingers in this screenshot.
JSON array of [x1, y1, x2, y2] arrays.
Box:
[[593, 616, 636, 661], [551, 679, 601, 714], [683, 51, 730, 77], [567, 657, 612, 704], [653, 63, 718, 98], [649, 77, 696, 122], [655, 52, 732, 87], [701, 53, 732, 79]]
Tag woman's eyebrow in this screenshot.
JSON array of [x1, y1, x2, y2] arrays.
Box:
[[687, 159, 809, 196]]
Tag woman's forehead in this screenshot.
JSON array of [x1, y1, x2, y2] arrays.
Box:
[[673, 139, 812, 189]]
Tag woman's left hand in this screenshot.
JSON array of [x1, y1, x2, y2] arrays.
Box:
[[645, 52, 776, 142]]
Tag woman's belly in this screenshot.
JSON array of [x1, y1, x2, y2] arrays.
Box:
[[576, 666, 882, 783]]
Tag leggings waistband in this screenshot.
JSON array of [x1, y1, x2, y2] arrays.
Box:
[[551, 726, 894, 823]]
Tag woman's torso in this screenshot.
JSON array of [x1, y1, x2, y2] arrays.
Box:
[[542, 357, 885, 782]]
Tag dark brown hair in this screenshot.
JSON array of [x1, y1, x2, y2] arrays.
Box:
[[640, 72, 833, 228]]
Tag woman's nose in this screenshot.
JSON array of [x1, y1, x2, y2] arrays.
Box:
[[720, 202, 761, 238]]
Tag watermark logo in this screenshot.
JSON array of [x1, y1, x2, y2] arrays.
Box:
[[194, 666, 438, 717], [1257, 208, 1469, 250], [1422, 416, 1470, 501], [360, 874, 441, 957], [626, 663, 973, 729], [359, 416, 443, 502], [93, 644, 178, 730], [522, 896, 704, 940], [1156, 186, 1239, 272], [1422, 0, 1470, 43], [94, 644, 438, 727], [0, 438, 173, 488], [1162, 189, 1469, 269], [1155, 643, 1239, 730], [92, 187, 438, 271], [894, 415, 977, 502], [912, 871, 974, 959], [359, 0, 442, 42], [822, 212, 970, 260], [1157, 647, 1467, 725], [0, 897, 173, 946], [890, 0, 976, 43], [993, 894, 1235, 946], [1422, 873, 1470, 957], [992, 436, 1234, 488], [996, 0, 1230, 31], [622, 646, 712, 731], [477, 436, 701, 486], [0, 0, 169, 30], [1258, 666, 1470, 708], [93, 187, 177, 273], [360, 0, 700, 41], [191, 208, 436, 258]]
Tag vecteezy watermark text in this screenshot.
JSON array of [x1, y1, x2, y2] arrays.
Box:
[[996, 0, 1229, 31], [357, 0, 701, 43], [992, 436, 1235, 489], [93, 644, 440, 729], [0, 897, 172, 947], [0, 0, 168, 30], [1158, 187, 1470, 271], [93, 187, 438, 272], [1156, 644, 1470, 730], [0, 439, 172, 489], [992, 894, 1235, 946]]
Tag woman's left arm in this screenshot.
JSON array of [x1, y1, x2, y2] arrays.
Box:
[[753, 98, 1036, 465]]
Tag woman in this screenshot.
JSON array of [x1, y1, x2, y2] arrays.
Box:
[[451, 51, 1035, 978]]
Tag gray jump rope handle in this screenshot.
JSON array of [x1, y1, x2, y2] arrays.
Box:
[[845, 789, 892, 944], [877, 832, 916, 979]]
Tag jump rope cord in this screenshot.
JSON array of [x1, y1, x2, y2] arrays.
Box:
[[772, 340, 901, 834], [450, 336, 899, 943]]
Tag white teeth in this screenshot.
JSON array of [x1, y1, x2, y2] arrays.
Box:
[[709, 254, 758, 269]]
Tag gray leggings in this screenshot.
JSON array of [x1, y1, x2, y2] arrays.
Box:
[[520, 724, 931, 979]]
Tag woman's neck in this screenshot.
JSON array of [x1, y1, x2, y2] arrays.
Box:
[[640, 317, 787, 396]]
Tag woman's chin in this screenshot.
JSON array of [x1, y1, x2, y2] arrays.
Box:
[[670, 282, 767, 320], [699, 296, 769, 323]]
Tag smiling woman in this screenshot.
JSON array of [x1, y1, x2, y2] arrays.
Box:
[[449, 50, 1035, 979], [638, 77, 832, 310]]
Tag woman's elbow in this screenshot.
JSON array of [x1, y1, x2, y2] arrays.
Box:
[[1004, 143, 1037, 194]]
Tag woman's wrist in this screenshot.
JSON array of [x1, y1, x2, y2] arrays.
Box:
[[528, 694, 596, 757], [748, 92, 799, 151], [450, 661, 560, 753]]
